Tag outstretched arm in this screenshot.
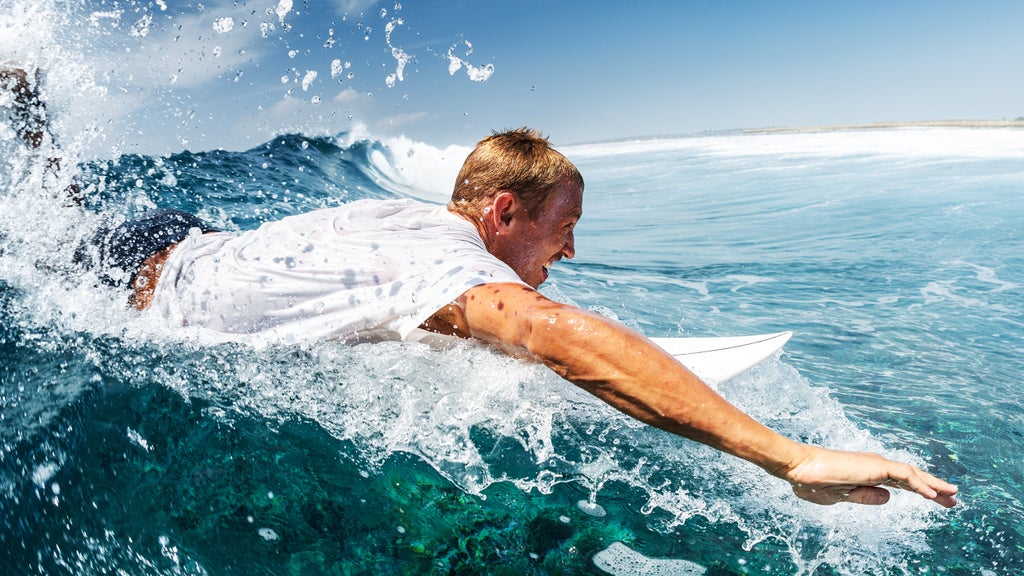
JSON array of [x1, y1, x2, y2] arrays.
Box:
[[1, 67, 50, 149], [1, 66, 81, 204], [457, 282, 958, 507]]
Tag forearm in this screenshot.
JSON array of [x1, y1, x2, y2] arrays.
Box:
[[525, 304, 805, 475]]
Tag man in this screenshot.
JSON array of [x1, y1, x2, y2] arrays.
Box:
[[2, 66, 958, 508]]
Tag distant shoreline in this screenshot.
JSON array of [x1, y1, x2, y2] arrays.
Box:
[[744, 120, 1024, 134]]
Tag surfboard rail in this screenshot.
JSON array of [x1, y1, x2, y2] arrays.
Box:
[[407, 328, 792, 384], [649, 331, 792, 383]]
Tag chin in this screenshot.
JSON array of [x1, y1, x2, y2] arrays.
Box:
[[533, 271, 549, 288], [514, 265, 546, 289]]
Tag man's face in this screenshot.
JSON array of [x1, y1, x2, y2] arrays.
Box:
[[500, 180, 583, 288]]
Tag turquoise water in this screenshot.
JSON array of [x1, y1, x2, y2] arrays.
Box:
[[3, 126, 1022, 574]]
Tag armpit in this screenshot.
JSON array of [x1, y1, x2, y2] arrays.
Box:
[[419, 302, 470, 339]]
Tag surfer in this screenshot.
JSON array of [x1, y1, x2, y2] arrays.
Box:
[[2, 66, 958, 509]]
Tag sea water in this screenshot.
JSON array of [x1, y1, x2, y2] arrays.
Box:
[[3, 12, 1024, 576], [4, 122, 1023, 574]]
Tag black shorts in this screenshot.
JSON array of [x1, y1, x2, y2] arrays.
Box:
[[82, 209, 216, 287]]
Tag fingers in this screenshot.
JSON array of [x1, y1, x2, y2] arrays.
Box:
[[879, 461, 959, 507], [930, 492, 959, 508], [884, 468, 959, 508], [846, 484, 957, 508], [791, 484, 891, 506], [844, 486, 891, 505]]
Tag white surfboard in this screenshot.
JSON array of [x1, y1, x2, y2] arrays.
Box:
[[650, 331, 792, 383], [407, 328, 791, 384]]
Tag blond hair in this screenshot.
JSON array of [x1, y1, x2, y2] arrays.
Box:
[[449, 128, 583, 219]]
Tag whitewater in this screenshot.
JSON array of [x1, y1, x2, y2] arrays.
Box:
[[3, 2, 1023, 576]]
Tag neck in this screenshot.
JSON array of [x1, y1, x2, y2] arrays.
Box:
[[449, 205, 496, 249]]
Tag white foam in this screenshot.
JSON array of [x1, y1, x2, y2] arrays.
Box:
[[31, 462, 60, 488], [372, 134, 471, 202], [576, 499, 607, 517], [566, 128, 1024, 160], [126, 427, 152, 452], [949, 259, 1021, 292], [592, 542, 706, 576], [257, 527, 280, 541]]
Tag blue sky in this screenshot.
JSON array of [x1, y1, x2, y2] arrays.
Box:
[[8, 0, 1024, 154]]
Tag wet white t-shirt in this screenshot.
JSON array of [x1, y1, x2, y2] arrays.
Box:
[[148, 199, 527, 343]]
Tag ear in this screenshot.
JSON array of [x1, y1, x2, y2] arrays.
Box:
[[491, 191, 519, 230]]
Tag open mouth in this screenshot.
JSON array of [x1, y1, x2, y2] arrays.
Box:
[[539, 262, 552, 283]]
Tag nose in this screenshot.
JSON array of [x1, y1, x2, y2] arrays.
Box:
[[562, 231, 575, 260]]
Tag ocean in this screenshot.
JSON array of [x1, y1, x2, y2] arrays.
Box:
[[2, 116, 1022, 575]]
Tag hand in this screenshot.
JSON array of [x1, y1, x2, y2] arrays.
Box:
[[780, 445, 958, 507]]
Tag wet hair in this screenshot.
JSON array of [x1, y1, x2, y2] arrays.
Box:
[[448, 127, 584, 219]]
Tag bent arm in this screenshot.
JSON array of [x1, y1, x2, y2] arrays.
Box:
[[457, 283, 958, 507]]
